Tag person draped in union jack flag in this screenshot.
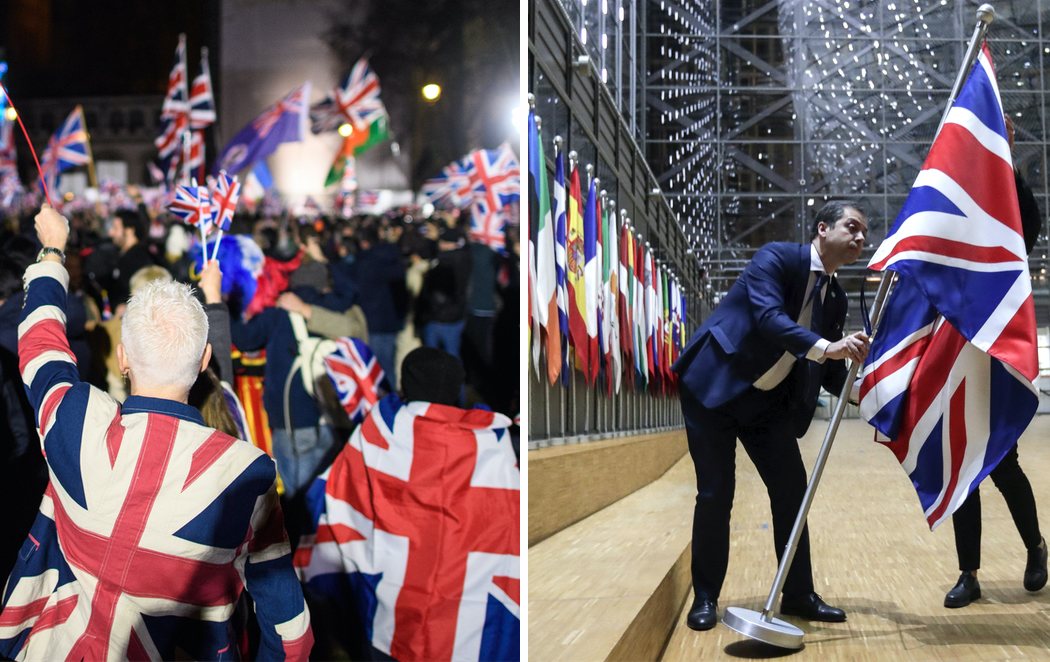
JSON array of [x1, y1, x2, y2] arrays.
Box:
[[296, 347, 519, 661], [0, 205, 313, 660]]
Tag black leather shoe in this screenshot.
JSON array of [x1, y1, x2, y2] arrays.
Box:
[[686, 599, 718, 631], [944, 572, 981, 608], [779, 592, 846, 622], [1024, 538, 1048, 592]]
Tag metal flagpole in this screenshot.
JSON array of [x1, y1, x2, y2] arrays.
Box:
[[722, 4, 997, 649]]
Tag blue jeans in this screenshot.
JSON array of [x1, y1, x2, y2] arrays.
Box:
[[369, 331, 399, 391], [422, 320, 466, 359], [270, 425, 336, 499]]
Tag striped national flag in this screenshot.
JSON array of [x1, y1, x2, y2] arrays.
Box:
[[858, 44, 1039, 530], [552, 146, 570, 385], [528, 110, 560, 385]]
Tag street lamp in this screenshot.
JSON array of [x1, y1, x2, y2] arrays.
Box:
[[421, 83, 442, 102]]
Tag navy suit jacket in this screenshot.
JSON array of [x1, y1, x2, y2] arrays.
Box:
[[673, 242, 849, 436]]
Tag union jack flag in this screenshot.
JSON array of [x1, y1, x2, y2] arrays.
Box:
[[189, 49, 216, 130], [156, 35, 190, 160], [467, 144, 520, 214], [168, 182, 213, 227], [208, 170, 240, 232], [186, 130, 205, 173], [858, 45, 1039, 530], [39, 105, 91, 193], [423, 158, 474, 209], [469, 198, 508, 251], [294, 395, 519, 661], [1, 262, 313, 661], [310, 57, 387, 134], [323, 337, 386, 423]]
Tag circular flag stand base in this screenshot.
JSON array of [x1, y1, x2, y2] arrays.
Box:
[[722, 606, 804, 650]]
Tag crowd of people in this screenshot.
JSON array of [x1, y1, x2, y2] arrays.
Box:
[[0, 198, 521, 659]]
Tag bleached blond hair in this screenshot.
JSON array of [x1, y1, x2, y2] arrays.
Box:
[[121, 280, 209, 392]]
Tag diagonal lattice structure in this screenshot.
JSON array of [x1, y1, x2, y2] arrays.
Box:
[[645, 0, 1049, 313]]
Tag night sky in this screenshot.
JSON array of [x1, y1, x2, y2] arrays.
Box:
[[1, 0, 212, 99]]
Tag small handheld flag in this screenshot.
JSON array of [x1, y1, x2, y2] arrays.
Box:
[[168, 181, 213, 250], [208, 170, 241, 261]]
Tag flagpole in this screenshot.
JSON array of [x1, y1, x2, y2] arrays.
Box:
[[722, 3, 998, 650], [79, 105, 99, 190], [201, 47, 224, 158]]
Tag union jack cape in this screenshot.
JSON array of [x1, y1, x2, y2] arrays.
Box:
[[858, 45, 1039, 530], [1, 261, 312, 660], [294, 395, 519, 661]]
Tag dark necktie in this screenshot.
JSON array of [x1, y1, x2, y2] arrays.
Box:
[[810, 273, 829, 333]]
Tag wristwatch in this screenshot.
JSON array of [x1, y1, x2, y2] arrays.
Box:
[[37, 247, 66, 264]]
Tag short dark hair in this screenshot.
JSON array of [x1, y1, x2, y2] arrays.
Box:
[[115, 208, 148, 242], [810, 199, 866, 239]]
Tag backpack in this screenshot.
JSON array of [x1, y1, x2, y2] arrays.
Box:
[[286, 312, 352, 433]]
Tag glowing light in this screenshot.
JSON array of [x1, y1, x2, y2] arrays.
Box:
[[421, 83, 442, 101], [3, 107, 15, 121], [337, 123, 353, 137]]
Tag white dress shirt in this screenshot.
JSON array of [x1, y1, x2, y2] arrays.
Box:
[[753, 245, 833, 391]]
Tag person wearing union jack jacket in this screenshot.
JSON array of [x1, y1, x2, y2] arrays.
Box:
[[672, 200, 871, 631], [0, 204, 313, 661]]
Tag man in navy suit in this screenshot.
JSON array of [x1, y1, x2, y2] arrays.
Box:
[[673, 200, 871, 630]]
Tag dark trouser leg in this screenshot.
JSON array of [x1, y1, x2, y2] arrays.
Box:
[[990, 445, 1042, 550], [738, 411, 814, 598], [952, 489, 982, 572], [680, 390, 738, 603]]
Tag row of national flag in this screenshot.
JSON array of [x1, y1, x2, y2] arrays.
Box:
[[527, 107, 685, 396], [528, 43, 1041, 540]]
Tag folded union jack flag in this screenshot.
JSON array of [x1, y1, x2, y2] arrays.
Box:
[[859, 44, 1039, 530], [323, 337, 386, 423], [294, 395, 519, 661]]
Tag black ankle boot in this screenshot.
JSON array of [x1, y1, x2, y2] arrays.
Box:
[[944, 572, 980, 608], [1024, 538, 1048, 592]]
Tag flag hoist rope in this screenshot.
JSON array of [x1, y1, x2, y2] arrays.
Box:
[[722, 3, 998, 650]]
